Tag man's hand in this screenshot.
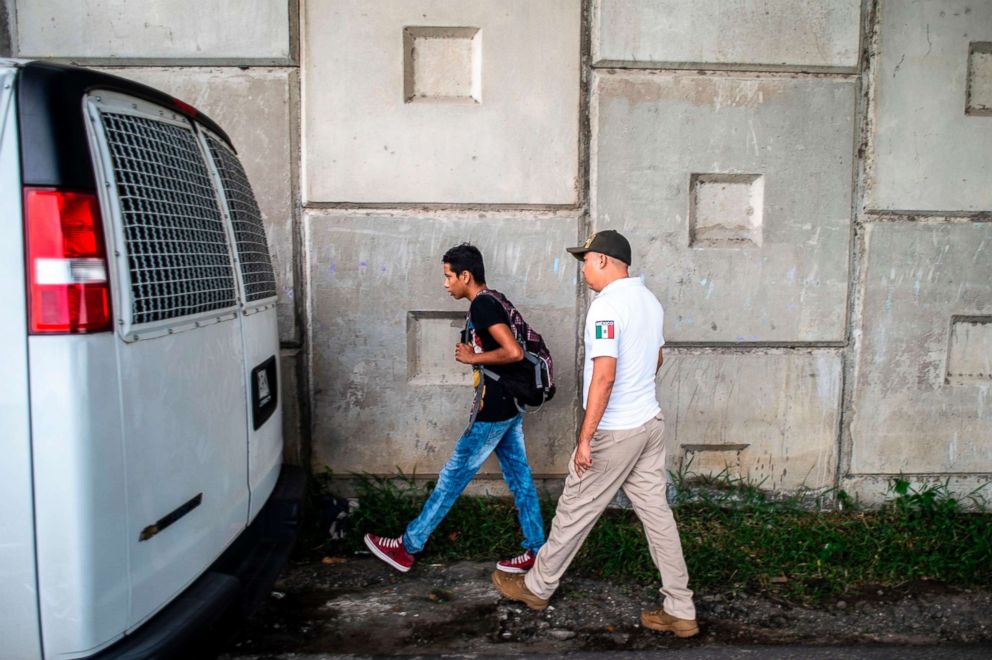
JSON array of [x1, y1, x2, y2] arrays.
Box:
[[455, 342, 475, 364], [456, 324, 522, 367], [574, 356, 616, 478], [574, 439, 593, 476]]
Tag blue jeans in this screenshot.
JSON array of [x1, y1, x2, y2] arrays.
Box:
[[403, 414, 545, 555]]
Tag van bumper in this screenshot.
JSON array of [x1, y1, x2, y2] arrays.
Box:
[[92, 464, 306, 660]]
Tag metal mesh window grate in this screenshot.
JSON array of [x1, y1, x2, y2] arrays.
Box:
[[100, 112, 237, 325], [206, 136, 278, 302]]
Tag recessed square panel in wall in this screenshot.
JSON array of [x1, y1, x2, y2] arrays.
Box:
[[946, 316, 992, 385], [689, 174, 764, 248], [967, 43, 992, 116], [15, 0, 289, 59], [593, 72, 855, 342], [306, 212, 579, 476], [594, 0, 861, 69], [303, 0, 580, 204], [679, 443, 748, 480], [871, 0, 992, 211], [407, 312, 473, 385], [404, 27, 482, 104], [851, 223, 992, 474]]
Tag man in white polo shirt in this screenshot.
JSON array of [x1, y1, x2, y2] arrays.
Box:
[[491, 229, 698, 638]]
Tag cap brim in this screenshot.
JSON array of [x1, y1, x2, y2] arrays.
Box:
[[565, 246, 588, 260]]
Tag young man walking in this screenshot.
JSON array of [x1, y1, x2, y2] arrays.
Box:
[[364, 244, 545, 574], [490, 230, 699, 638]]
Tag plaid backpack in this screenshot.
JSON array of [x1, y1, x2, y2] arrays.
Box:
[[470, 289, 556, 409]]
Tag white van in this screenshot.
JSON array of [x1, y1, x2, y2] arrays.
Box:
[[0, 60, 302, 659]]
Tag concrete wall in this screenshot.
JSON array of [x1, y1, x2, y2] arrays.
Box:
[[589, 0, 859, 496], [843, 0, 992, 504], [13, 0, 992, 505], [850, 223, 992, 476], [302, 0, 580, 204], [869, 0, 992, 211], [15, 0, 290, 61], [594, 0, 861, 70], [305, 212, 579, 477], [1, 0, 11, 57], [593, 72, 855, 343]]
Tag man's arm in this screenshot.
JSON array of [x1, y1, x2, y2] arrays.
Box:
[[455, 323, 524, 366], [657, 347, 664, 373], [574, 356, 617, 476]]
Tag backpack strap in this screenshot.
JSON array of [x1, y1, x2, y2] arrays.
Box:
[[464, 290, 538, 424], [479, 367, 526, 414], [477, 289, 521, 343], [465, 367, 484, 431], [523, 352, 542, 387]]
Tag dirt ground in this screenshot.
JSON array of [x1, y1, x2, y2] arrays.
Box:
[[220, 556, 992, 657]]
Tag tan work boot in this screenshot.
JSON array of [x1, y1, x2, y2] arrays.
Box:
[[490, 570, 549, 611], [640, 608, 700, 637]]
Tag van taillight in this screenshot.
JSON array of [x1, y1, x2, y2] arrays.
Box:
[[24, 188, 112, 334]]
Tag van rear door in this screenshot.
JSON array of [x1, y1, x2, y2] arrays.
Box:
[[84, 91, 252, 629], [200, 131, 283, 520]]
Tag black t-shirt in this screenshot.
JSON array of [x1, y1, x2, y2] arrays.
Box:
[[467, 294, 528, 422]]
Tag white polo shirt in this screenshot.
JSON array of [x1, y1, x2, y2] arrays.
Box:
[[583, 276, 664, 430]]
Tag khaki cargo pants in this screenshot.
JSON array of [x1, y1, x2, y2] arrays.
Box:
[[524, 413, 696, 620]]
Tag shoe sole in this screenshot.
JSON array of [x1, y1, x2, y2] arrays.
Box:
[[640, 614, 699, 638], [494, 563, 531, 574], [363, 534, 412, 573], [490, 572, 548, 611]]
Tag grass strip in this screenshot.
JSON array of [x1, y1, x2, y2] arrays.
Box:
[[308, 472, 992, 604]]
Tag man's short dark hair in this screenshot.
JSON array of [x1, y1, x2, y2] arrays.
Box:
[[443, 243, 486, 284]]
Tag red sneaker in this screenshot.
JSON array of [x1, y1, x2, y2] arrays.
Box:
[[364, 533, 415, 573], [496, 549, 536, 574]]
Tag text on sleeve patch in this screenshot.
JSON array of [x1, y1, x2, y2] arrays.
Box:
[[595, 320, 615, 339]]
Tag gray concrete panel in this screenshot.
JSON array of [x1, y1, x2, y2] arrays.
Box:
[[842, 474, 992, 509], [302, 0, 580, 204], [593, 72, 855, 342], [14, 0, 289, 60], [594, 0, 861, 70], [870, 0, 992, 211], [280, 348, 304, 467], [0, 0, 11, 58], [307, 212, 579, 476], [100, 68, 298, 342], [851, 223, 992, 474], [660, 349, 842, 492]]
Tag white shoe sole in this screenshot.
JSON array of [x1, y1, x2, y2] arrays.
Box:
[[495, 563, 530, 574], [363, 534, 412, 573]]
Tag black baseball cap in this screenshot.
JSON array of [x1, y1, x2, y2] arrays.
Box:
[[566, 229, 632, 265]]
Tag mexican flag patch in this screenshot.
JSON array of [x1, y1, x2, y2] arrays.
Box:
[[595, 320, 615, 339]]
